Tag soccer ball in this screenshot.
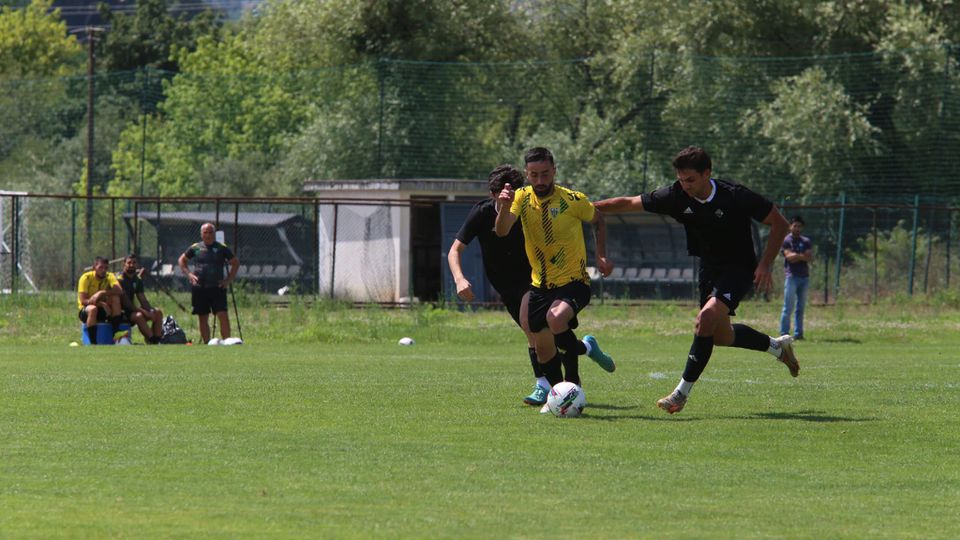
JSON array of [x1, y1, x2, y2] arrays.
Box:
[[546, 381, 586, 418]]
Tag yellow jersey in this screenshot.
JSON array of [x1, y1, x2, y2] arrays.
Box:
[[77, 270, 120, 310], [509, 184, 595, 289]]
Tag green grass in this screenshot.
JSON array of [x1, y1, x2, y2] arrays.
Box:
[[2, 294, 960, 537]]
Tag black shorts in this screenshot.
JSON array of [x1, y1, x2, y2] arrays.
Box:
[[191, 286, 228, 315], [78, 306, 108, 323], [497, 283, 530, 329], [526, 281, 591, 333], [698, 264, 755, 317]]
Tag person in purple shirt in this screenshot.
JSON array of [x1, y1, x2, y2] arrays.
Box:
[[780, 216, 813, 339]]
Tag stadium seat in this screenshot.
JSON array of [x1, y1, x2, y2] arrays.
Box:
[[651, 268, 667, 281], [273, 264, 287, 277], [681, 268, 694, 281], [247, 265, 262, 277], [287, 264, 301, 276], [638, 268, 653, 282], [666, 268, 682, 282], [260, 265, 274, 277], [607, 267, 625, 280], [624, 267, 639, 281]]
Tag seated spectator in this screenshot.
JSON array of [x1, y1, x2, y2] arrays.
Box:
[[77, 256, 123, 345], [117, 254, 164, 344]]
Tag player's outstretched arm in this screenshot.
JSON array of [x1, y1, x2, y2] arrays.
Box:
[[755, 205, 790, 292], [593, 195, 644, 214], [494, 183, 518, 237], [447, 240, 475, 302], [591, 208, 614, 277]]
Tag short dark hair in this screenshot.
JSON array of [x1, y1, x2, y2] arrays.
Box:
[[94, 256, 109, 266], [672, 146, 712, 173], [524, 147, 555, 165], [124, 253, 138, 262], [488, 164, 523, 193], [791, 216, 805, 225]]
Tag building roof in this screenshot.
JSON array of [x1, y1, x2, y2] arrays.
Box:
[[123, 211, 306, 227]]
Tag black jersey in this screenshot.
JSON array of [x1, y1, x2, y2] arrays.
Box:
[[115, 271, 144, 303], [182, 241, 235, 288], [641, 178, 773, 269], [456, 198, 532, 293]]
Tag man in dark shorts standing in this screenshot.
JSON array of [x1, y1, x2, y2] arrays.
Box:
[[594, 146, 799, 414], [178, 222, 240, 344], [448, 164, 581, 407], [116, 253, 164, 344], [495, 147, 616, 413]]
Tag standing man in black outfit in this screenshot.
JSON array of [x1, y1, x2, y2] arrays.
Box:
[[178, 222, 240, 344], [594, 146, 799, 414], [448, 164, 581, 407]]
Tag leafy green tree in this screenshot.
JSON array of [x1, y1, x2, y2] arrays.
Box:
[[742, 66, 879, 200], [0, 0, 81, 77], [96, 0, 222, 73]]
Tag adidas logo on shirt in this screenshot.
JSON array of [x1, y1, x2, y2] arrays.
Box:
[[723, 293, 732, 300], [683, 207, 694, 214]]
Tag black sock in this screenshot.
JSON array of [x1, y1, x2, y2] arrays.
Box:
[[682, 335, 714, 382], [561, 352, 581, 386], [86, 325, 98, 345], [541, 354, 564, 386], [528, 347, 544, 378], [108, 316, 122, 332], [731, 324, 771, 352], [555, 330, 587, 356]]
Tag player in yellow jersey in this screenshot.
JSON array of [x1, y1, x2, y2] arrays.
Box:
[[77, 256, 124, 344], [495, 147, 616, 411]]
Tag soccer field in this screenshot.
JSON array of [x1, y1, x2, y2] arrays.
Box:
[[1, 303, 959, 538]]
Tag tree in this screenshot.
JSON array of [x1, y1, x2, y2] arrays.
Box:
[[0, 0, 81, 77], [96, 0, 222, 73]]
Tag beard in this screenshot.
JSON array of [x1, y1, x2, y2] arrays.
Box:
[[532, 182, 554, 197]]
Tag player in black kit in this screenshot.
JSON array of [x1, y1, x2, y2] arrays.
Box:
[[594, 146, 799, 414], [447, 164, 583, 406]]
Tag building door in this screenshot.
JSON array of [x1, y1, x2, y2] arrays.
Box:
[[439, 203, 489, 304], [410, 199, 442, 301]]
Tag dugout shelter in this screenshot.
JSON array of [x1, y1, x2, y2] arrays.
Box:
[[124, 211, 312, 292]]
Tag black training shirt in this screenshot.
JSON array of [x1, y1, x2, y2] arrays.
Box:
[[641, 178, 773, 269], [456, 198, 531, 293], [182, 241, 235, 288], [116, 271, 144, 303]]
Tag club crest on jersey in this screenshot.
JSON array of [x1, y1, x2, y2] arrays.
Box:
[[715, 209, 724, 218], [550, 207, 560, 219]]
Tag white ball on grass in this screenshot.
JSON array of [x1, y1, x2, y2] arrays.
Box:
[[398, 337, 415, 346]]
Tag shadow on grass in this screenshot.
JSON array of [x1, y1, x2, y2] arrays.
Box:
[[817, 337, 863, 344], [579, 406, 874, 423], [741, 410, 875, 422], [580, 402, 700, 422]]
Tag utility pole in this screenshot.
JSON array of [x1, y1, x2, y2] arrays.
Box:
[[85, 27, 103, 248]]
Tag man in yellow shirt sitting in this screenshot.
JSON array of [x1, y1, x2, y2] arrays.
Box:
[[77, 256, 124, 345]]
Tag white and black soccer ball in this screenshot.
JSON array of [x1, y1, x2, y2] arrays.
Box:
[[547, 381, 586, 418]]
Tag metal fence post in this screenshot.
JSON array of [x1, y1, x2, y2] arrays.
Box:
[[908, 195, 919, 296], [948, 209, 954, 289], [923, 205, 934, 294], [833, 192, 845, 300], [330, 203, 339, 299], [11, 195, 18, 294], [71, 199, 77, 285], [872, 208, 878, 302]]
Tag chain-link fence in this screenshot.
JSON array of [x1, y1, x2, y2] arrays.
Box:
[[2, 192, 958, 305], [5, 49, 960, 202]]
